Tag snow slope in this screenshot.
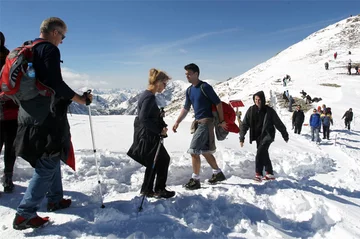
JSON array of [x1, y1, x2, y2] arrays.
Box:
[[1, 15, 360, 239]]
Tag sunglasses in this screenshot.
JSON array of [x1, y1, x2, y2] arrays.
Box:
[[56, 29, 66, 40]]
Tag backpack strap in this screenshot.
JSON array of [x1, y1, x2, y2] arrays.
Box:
[[200, 83, 209, 99], [187, 81, 209, 103]]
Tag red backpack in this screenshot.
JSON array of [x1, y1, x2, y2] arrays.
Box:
[[0, 39, 55, 104]]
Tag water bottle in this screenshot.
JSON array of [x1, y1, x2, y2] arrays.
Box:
[[26, 63, 35, 78]]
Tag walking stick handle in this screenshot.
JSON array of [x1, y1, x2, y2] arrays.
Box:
[[84, 89, 92, 106]]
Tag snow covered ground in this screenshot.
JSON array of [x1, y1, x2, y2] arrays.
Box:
[[1, 16, 360, 239]]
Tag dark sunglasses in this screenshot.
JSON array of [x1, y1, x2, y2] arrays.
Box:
[[56, 29, 66, 40]]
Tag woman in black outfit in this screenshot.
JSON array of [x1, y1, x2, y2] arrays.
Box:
[[127, 68, 175, 198], [0, 31, 19, 193]]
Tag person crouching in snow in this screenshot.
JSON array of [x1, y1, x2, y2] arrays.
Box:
[[239, 91, 289, 182]]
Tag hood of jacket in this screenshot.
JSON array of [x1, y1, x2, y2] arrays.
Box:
[[253, 91, 266, 108]]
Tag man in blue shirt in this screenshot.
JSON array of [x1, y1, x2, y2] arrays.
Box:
[[172, 63, 227, 190], [310, 109, 321, 144]]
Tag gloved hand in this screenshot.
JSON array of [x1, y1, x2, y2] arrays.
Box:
[[83, 90, 93, 106]]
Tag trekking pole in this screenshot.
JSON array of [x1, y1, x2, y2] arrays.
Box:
[[138, 136, 164, 213], [335, 133, 337, 146], [85, 90, 105, 209]]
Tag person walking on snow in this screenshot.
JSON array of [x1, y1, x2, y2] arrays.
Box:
[[172, 63, 227, 190], [239, 91, 289, 182], [309, 109, 321, 143], [292, 105, 305, 134], [12, 17, 93, 230], [0, 31, 19, 194], [127, 68, 175, 199], [342, 108, 353, 130], [321, 112, 333, 140]]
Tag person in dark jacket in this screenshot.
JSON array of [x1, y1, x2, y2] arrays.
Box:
[[288, 95, 294, 112], [240, 91, 289, 181], [321, 112, 333, 139], [13, 17, 93, 230], [342, 108, 353, 130], [292, 105, 305, 134], [300, 90, 307, 99], [0, 31, 19, 193], [127, 68, 175, 199], [309, 109, 321, 143], [0, 31, 9, 67], [325, 62, 329, 70]]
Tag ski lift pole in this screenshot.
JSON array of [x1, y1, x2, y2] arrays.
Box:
[[85, 90, 105, 208]]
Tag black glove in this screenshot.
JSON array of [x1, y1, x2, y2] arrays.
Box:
[[83, 90, 92, 106]]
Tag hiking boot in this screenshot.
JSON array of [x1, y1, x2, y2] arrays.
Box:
[[154, 189, 175, 199], [47, 198, 71, 212], [140, 190, 155, 198], [2, 173, 14, 193], [13, 214, 49, 230], [208, 172, 226, 184], [183, 178, 201, 190]]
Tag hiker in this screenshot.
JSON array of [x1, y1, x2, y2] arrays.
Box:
[[282, 91, 289, 103], [349, 51, 351, 55], [0, 31, 19, 193], [325, 62, 329, 70], [342, 108, 353, 130], [12, 17, 93, 230], [306, 95, 312, 104], [348, 60, 352, 75], [355, 65, 359, 75], [283, 75, 291, 86], [319, 49, 322, 55], [172, 63, 227, 190], [285, 90, 290, 100], [334, 52, 337, 60], [321, 112, 333, 140], [312, 97, 322, 103], [310, 109, 321, 143], [127, 68, 175, 199], [288, 95, 294, 112], [300, 90, 307, 99], [292, 105, 305, 134], [239, 91, 289, 181], [321, 104, 327, 113]]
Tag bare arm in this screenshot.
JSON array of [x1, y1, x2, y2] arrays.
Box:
[[173, 108, 189, 132], [176, 108, 189, 124]]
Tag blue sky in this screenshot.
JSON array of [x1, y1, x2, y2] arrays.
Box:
[[0, 1, 356, 89]]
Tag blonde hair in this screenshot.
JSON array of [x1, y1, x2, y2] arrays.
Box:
[[148, 68, 171, 86], [40, 17, 67, 34]]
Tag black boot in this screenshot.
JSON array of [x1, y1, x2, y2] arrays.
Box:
[[154, 189, 175, 199], [3, 173, 14, 193]]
